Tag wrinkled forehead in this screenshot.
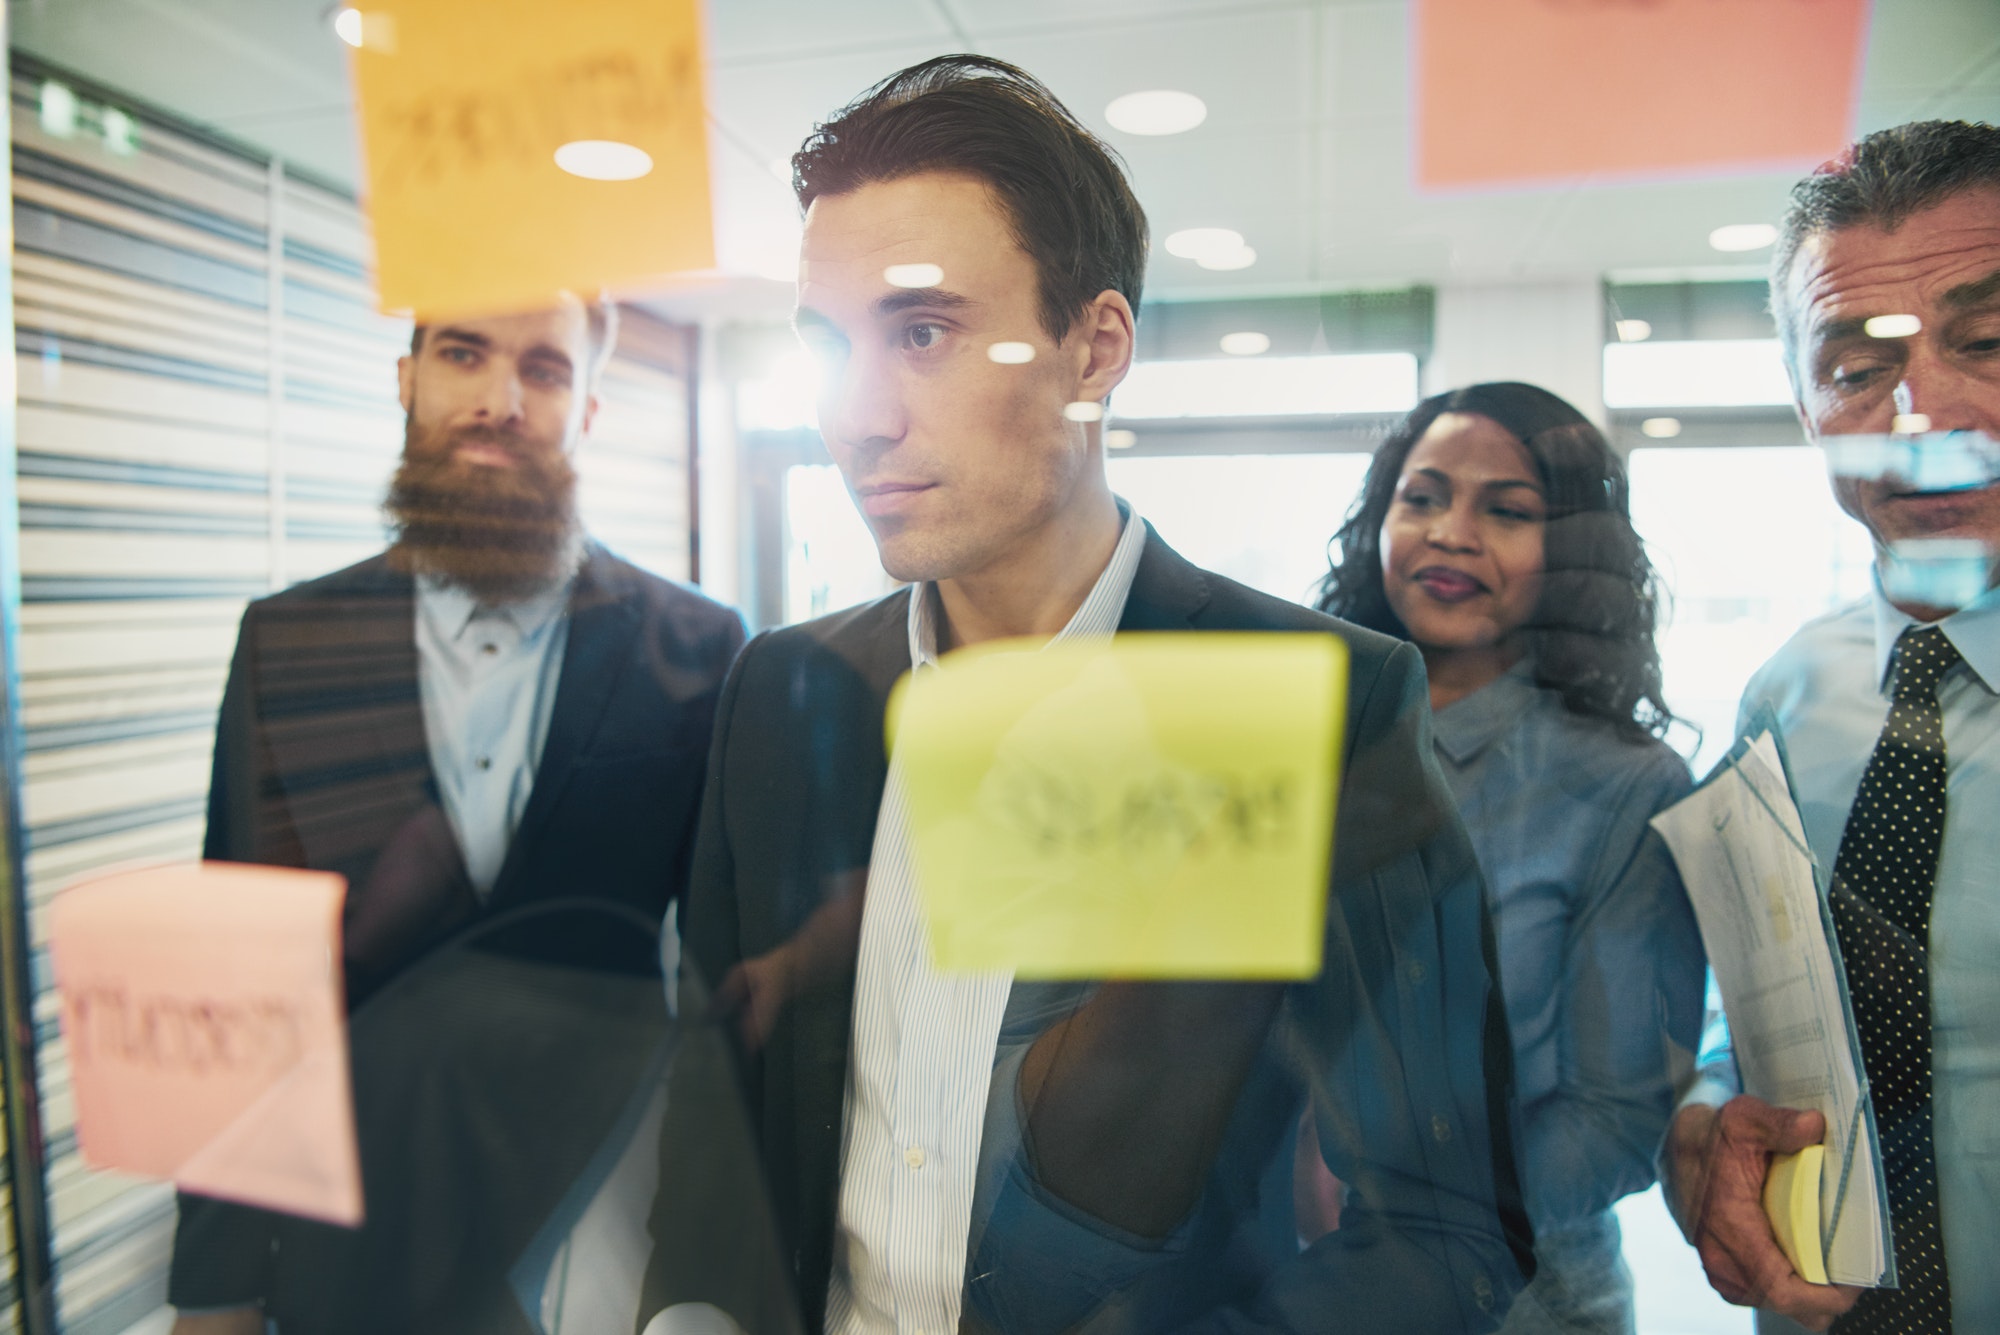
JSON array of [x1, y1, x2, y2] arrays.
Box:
[[1786, 188, 2000, 336]]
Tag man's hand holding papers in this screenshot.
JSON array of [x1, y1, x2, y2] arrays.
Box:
[[1663, 1098, 1860, 1329]]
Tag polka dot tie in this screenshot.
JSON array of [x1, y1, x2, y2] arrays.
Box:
[[1828, 623, 1960, 1334]]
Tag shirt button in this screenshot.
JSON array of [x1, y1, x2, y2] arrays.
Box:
[[903, 1146, 926, 1169], [476, 756, 492, 771]]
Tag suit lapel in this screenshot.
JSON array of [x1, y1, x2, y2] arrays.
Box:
[[490, 548, 642, 903], [1118, 523, 1213, 631]]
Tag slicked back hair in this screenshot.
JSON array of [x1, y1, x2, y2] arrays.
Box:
[[791, 55, 1149, 342], [1772, 120, 2000, 369]]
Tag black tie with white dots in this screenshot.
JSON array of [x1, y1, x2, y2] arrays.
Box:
[[1828, 623, 1960, 1334]]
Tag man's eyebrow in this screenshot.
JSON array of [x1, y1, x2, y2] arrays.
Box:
[[1943, 266, 2000, 310], [430, 326, 493, 350], [520, 343, 575, 371], [871, 287, 975, 317]]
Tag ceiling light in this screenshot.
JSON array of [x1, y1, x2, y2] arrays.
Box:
[[39, 81, 77, 138], [333, 7, 365, 46], [1105, 429, 1138, 450], [987, 342, 1035, 365], [883, 263, 943, 288], [1164, 227, 1243, 260], [1064, 401, 1105, 422], [1197, 245, 1257, 272], [1105, 90, 1207, 136], [1892, 413, 1932, 434], [1219, 331, 1270, 356], [1614, 319, 1652, 343], [1640, 417, 1682, 439], [1865, 314, 1922, 339], [554, 140, 653, 181], [1708, 223, 1778, 253]]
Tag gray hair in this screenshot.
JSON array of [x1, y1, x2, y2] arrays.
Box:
[[1771, 120, 2000, 370]]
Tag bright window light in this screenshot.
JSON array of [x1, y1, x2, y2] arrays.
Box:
[[1602, 339, 1792, 409], [1105, 90, 1208, 136], [737, 348, 820, 431], [1114, 353, 1419, 419]]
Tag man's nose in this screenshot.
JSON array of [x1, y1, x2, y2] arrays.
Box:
[[472, 366, 527, 424], [823, 352, 906, 453], [1893, 347, 1995, 435]]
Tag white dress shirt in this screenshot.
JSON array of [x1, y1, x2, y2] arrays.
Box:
[[1727, 576, 2000, 1332], [825, 504, 1149, 1335], [414, 574, 572, 897]]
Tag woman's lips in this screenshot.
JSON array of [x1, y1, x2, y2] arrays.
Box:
[[1413, 568, 1484, 603]]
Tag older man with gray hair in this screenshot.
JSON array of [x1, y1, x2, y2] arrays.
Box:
[[1661, 119, 2000, 1335]]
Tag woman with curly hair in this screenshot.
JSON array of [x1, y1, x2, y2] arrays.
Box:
[[1317, 381, 1706, 1334]]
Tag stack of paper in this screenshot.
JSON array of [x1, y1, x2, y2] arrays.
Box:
[[1649, 721, 1892, 1288]]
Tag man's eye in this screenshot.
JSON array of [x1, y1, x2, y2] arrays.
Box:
[[1828, 361, 1888, 391], [904, 322, 946, 351], [441, 346, 478, 365]]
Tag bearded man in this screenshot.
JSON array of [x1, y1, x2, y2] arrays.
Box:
[[168, 296, 745, 1335]]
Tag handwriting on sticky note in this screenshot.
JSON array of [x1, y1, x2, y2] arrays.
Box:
[[49, 862, 363, 1226], [890, 634, 1347, 979], [350, 0, 714, 319]]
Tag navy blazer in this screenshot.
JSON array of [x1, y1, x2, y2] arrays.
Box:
[[173, 542, 745, 1314], [643, 526, 1533, 1334]]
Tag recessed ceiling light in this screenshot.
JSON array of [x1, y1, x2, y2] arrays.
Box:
[[987, 342, 1036, 365], [1708, 223, 1778, 253], [1105, 429, 1138, 450], [1164, 227, 1243, 260], [1105, 90, 1207, 136], [1614, 319, 1652, 343], [1864, 314, 1921, 338], [1219, 331, 1270, 356], [884, 263, 943, 288], [554, 140, 653, 181], [1064, 401, 1105, 422], [1892, 412, 1932, 434], [1640, 417, 1682, 439], [333, 7, 365, 46], [1197, 245, 1257, 272]]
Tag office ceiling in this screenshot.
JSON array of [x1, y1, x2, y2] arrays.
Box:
[[11, 0, 2000, 312]]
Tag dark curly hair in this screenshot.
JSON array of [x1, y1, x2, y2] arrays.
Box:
[[1315, 382, 1676, 742], [789, 55, 1148, 342]]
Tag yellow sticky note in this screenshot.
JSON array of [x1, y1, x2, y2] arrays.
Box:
[[348, 0, 716, 319], [890, 633, 1347, 979], [49, 862, 362, 1226], [1763, 1144, 1829, 1286]]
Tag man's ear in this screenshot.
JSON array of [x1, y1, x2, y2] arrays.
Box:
[[578, 391, 601, 443], [397, 354, 416, 415], [1074, 290, 1137, 403]]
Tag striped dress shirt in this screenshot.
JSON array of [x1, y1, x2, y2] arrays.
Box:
[[825, 504, 1149, 1335]]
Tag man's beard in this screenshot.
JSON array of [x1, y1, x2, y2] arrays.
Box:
[[384, 419, 583, 604]]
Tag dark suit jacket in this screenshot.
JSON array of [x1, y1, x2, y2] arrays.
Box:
[[171, 542, 746, 1315], [645, 527, 1533, 1334]]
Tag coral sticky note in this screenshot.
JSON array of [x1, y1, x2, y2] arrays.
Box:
[[890, 634, 1347, 979], [50, 862, 362, 1226], [1415, 0, 1872, 189], [347, 0, 715, 319]]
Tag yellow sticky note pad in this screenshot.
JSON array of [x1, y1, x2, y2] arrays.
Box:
[[889, 633, 1347, 979], [348, 0, 715, 319], [1764, 1144, 1829, 1286]]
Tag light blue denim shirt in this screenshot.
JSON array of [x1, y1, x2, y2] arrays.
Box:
[[1432, 665, 1705, 1246], [1720, 579, 2000, 1332]]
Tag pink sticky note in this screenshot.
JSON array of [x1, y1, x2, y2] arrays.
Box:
[[49, 862, 363, 1226], [1416, 0, 1872, 189]]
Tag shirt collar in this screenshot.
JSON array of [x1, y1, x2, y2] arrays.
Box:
[[417, 572, 573, 644], [1430, 659, 1540, 766], [1867, 570, 2000, 695], [905, 499, 1148, 669]]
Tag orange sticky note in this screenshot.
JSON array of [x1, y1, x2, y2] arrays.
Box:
[[348, 0, 716, 319], [49, 862, 362, 1226], [1416, 0, 1872, 189]]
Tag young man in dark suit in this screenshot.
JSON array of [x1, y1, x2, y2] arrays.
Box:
[[172, 296, 745, 1334], [643, 58, 1531, 1335]]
